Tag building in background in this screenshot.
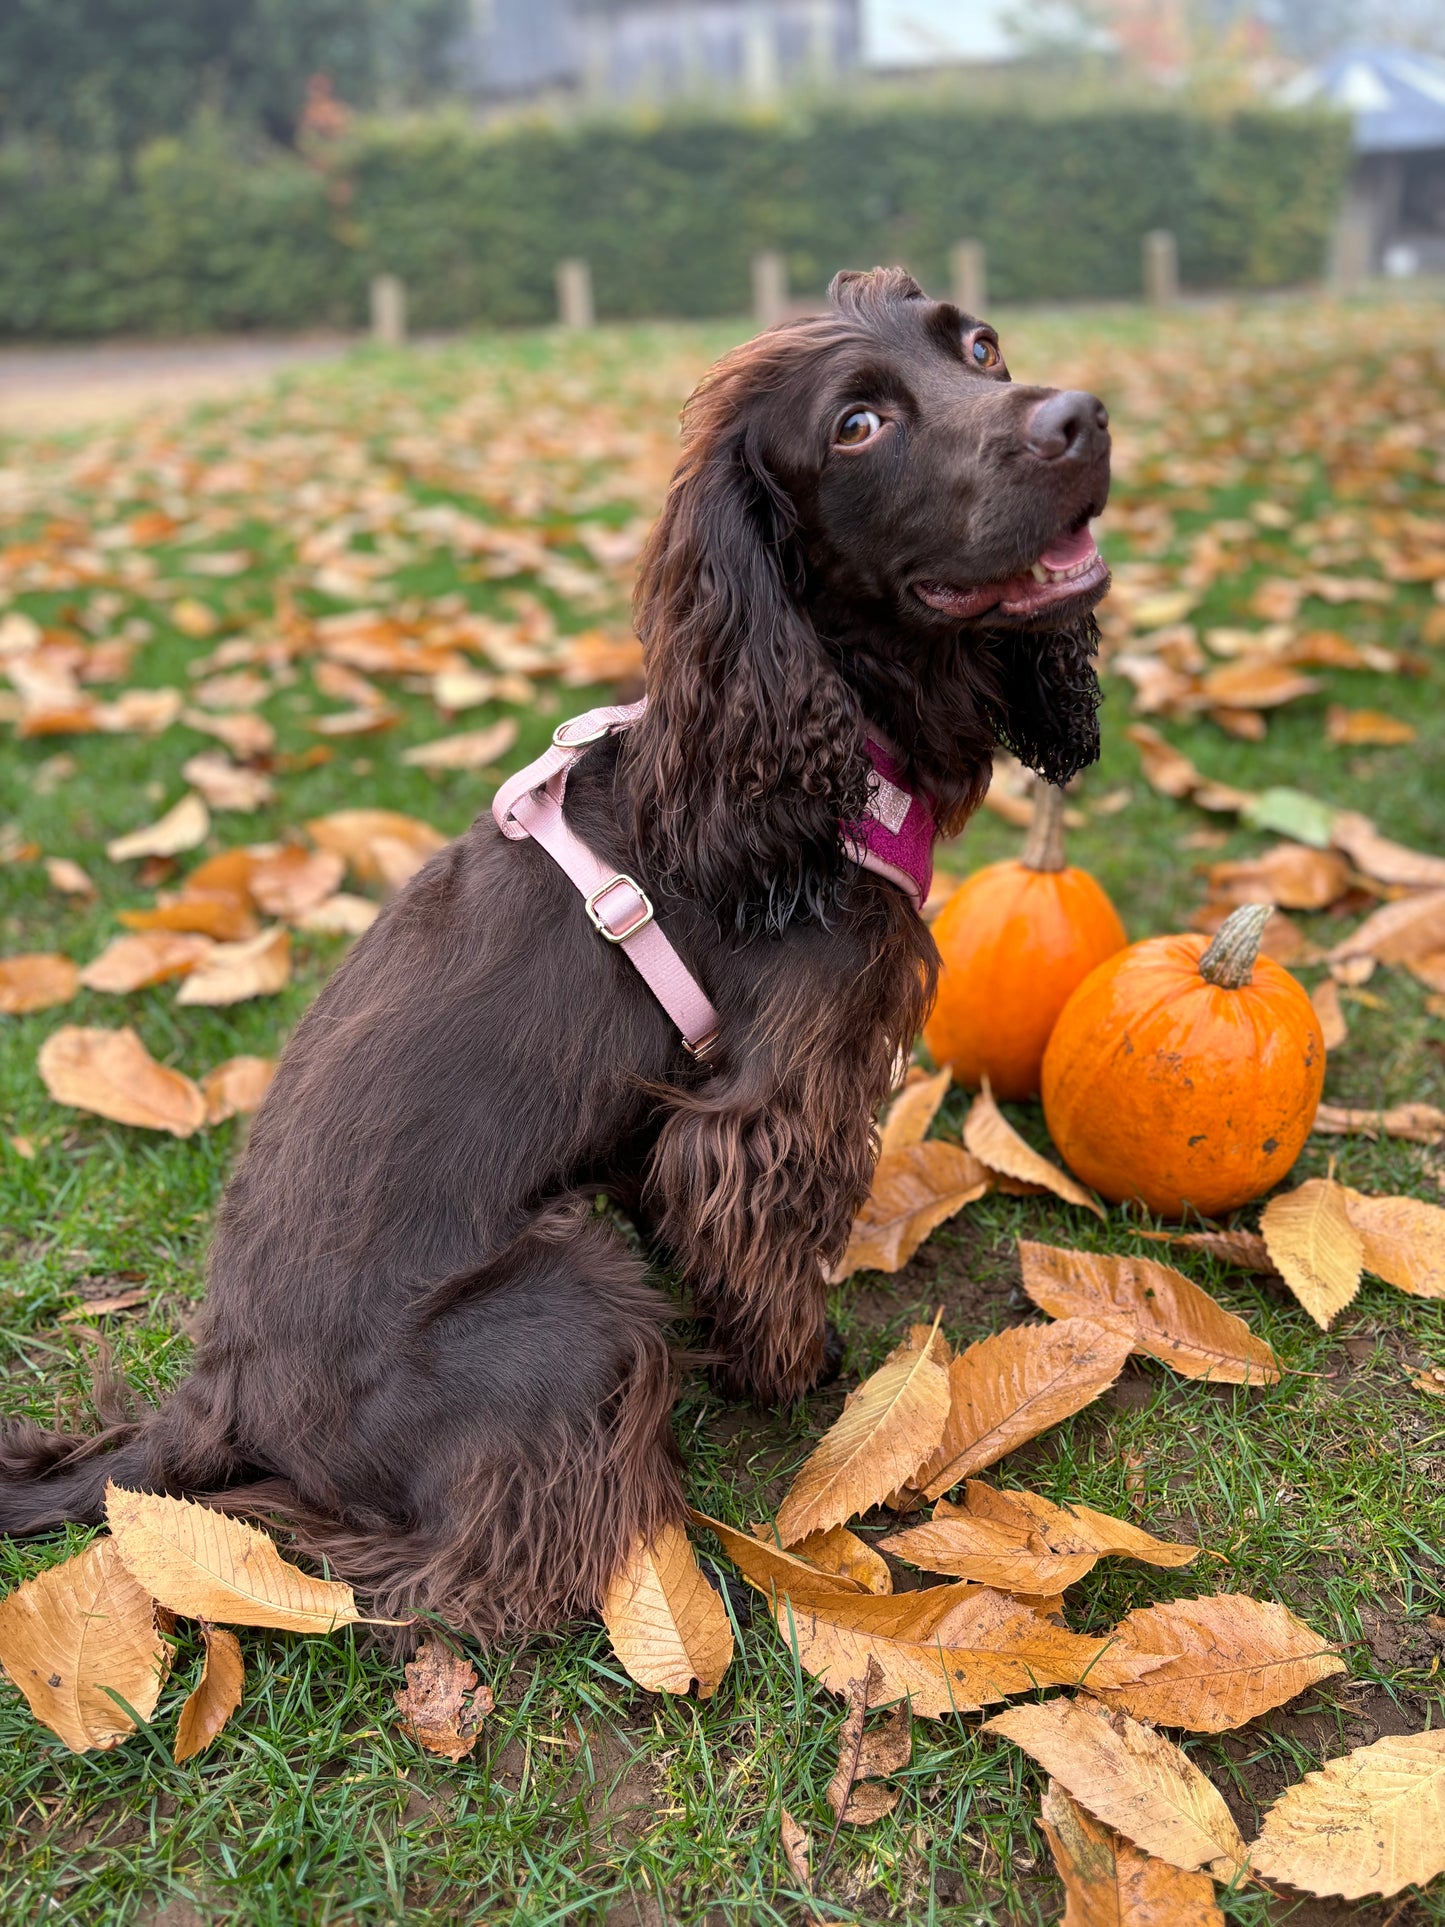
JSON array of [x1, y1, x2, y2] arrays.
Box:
[[1282, 46, 1445, 274]]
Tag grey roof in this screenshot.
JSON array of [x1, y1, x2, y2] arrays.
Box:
[[1279, 45, 1445, 154]]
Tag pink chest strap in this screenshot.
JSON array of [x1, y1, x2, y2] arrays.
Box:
[[491, 699, 938, 1059]]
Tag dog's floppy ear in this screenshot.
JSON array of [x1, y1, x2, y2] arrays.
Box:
[[986, 616, 1103, 790], [624, 412, 870, 931]]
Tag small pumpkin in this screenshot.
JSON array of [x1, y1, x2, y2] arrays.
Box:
[[923, 783, 1127, 1101], [1041, 903, 1326, 1219]]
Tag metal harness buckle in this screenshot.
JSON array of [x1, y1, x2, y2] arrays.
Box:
[[585, 874, 654, 943], [553, 716, 614, 748]]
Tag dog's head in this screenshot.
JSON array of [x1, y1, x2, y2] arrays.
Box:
[[627, 266, 1111, 929]]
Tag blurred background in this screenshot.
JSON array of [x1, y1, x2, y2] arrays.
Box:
[[2, 0, 1445, 393]]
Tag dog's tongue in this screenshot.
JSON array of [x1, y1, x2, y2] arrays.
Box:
[[1038, 524, 1098, 572]]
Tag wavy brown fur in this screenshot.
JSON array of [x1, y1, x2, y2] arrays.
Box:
[[0, 268, 1109, 1644]]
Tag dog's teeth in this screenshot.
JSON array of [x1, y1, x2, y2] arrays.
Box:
[[1031, 562, 1049, 582]]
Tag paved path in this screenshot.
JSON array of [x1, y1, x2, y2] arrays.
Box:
[[0, 336, 355, 434]]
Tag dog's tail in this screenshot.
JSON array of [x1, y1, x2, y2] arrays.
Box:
[[0, 1390, 245, 1537]]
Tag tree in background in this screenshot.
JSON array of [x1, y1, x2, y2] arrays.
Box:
[[0, 0, 466, 153]]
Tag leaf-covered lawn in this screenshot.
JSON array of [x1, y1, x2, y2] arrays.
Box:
[[0, 298, 1442, 1925]]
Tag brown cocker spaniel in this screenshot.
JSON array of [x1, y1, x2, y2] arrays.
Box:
[[0, 268, 1111, 1642]]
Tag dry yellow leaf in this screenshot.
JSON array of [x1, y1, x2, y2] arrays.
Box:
[[247, 847, 345, 919], [1093, 1594, 1346, 1732], [1313, 1102, 1445, 1144], [880, 1512, 1097, 1594], [1260, 1178, 1364, 1329], [921, 1319, 1133, 1501], [959, 1483, 1199, 1571], [201, 1056, 275, 1126], [878, 1066, 952, 1155], [105, 1485, 368, 1632], [45, 858, 96, 899], [1249, 1729, 1445, 1899], [120, 891, 258, 942], [775, 1321, 951, 1543], [401, 719, 519, 770], [1206, 843, 1350, 911], [1135, 1227, 1275, 1271], [826, 1659, 908, 1824], [181, 707, 276, 759], [787, 1527, 893, 1595], [0, 1538, 170, 1753], [1199, 660, 1319, 709], [963, 1082, 1104, 1218], [600, 1521, 734, 1698], [779, 1807, 814, 1895], [778, 1586, 1157, 1719], [1327, 890, 1445, 968], [294, 893, 381, 936], [0, 952, 79, 1015], [1040, 1779, 1226, 1926], [1342, 1191, 1445, 1299], [1017, 1242, 1280, 1385], [1330, 812, 1445, 891], [180, 751, 274, 813], [307, 810, 446, 886], [1326, 706, 1416, 747], [38, 1026, 207, 1136], [79, 931, 215, 993], [105, 793, 210, 863], [1310, 977, 1347, 1049], [984, 1696, 1247, 1877], [1126, 724, 1202, 800], [393, 1637, 494, 1761], [830, 1140, 991, 1280], [173, 1624, 244, 1763], [693, 1512, 864, 1600], [176, 928, 291, 1007]]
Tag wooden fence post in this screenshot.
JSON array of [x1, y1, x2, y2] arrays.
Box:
[[555, 259, 595, 330], [1142, 230, 1179, 306], [370, 274, 407, 346], [949, 240, 987, 316], [752, 250, 788, 328]]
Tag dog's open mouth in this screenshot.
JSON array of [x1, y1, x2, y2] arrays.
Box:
[[913, 522, 1108, 622]]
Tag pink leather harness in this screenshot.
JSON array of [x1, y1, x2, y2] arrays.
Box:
[[492, 699, 936, 1060]]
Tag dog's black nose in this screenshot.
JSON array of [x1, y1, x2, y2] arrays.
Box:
[[1025, 390, 1109, 462]]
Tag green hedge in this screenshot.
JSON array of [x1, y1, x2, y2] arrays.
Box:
[[0, 103, 1351, 339]]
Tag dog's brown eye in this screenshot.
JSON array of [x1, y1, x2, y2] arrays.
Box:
[[970, 336, 1002, 369], [835, 408, 882, 447]]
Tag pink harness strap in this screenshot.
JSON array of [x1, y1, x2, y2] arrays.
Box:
[[492, 698, 939, 1058], [492, 701, 721, 1059]]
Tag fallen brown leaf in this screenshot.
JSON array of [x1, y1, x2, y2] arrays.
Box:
[[830, 1140, 991, 1280], [1310, 977, 1348, 1049], [826, 1659, 908, 1825], [394, 1637, 494, 1760], [1126, 724, 1202, 799], [776, 1319, 951, 1542], [247, 847, 345, 919], [1093, 1593, 1346, 1732], [79, 931, 214, 994], [1134, 1228, 1277, 1272], [1017, 1242, 1280, 1385], [38, 1026, 206, 1136], [601, 1521, 734, 1697], [173, 1624, 244, 1763], [779, 1807, 815, 1895], [1312, 1101, 1445, 1144], [181, 708, 276, 759], [963, 1081, 1104, 1218], [984, 1696, 1247, 1876], [0, 953, 79, 1015], [181, 751, 274, 812], [1199, 661, 1319, 709], [1260, 1178, 1364, 1328], [878, 1066, 952, 1155], [105, 794, 210, 863], [0, 1538, 170, 1753], [58, 1287, 149, 1320], [693, 1513, 864, 1600], [45, 857, 96, 899], [1206, 843, 1349, 911], [1249, 1729, 1445, 1899], [1342, 1191, 1445, 1299], [921, 1319, 1133, 1500], [1040, 1778, 1226, 1926], [119, 891, 258, 942], [1326, 707, 1416, 747], [307, 809, 446, 887], [105, 1485, 371, 1632], [953, 1481, 1199, 1570], [1329, 812, 1445, 890], [201, 1056, 275, 1125], [1327, 890, 1445, 967], [401, 719, 519, 771], [294, 892, 381, 935], [175, 928, 291, 1006], [787, 1527, 893, 1595], [880, 1511, 1097, 1594]]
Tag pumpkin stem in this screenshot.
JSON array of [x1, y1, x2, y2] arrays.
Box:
[[1020, 782, 1068, 873], [1199, 903, 1273, 989]]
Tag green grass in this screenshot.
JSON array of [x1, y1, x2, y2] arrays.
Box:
[[1, 296, 1443, 1926]]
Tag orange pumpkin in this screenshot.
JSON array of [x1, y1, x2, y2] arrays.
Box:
[[1041, 903, 1326, 1219], [923, 783, 1127, 1101]]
